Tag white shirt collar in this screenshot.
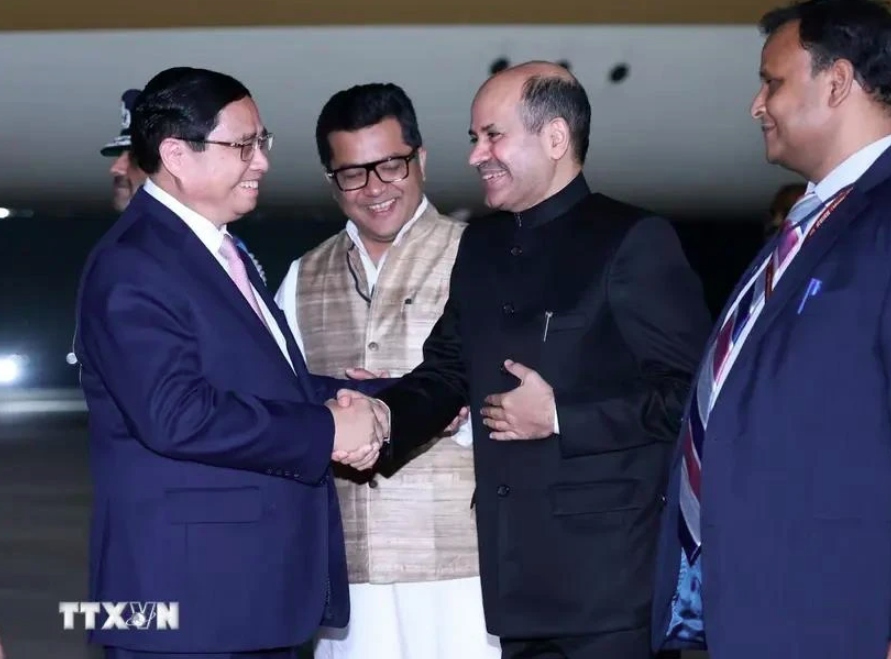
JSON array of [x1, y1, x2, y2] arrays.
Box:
[[143, 178, 230, 254], [809, 134, 891, 202], [344, 195, 429, 267]]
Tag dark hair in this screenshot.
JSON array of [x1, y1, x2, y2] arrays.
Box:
[[131, 67, 252, 174], [759, 0, 891, 107], [315, 83, 422, 170], [518, 74, 591, 164]]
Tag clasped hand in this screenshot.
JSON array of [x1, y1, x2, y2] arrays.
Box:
[[325, 390, 389, 471], [345, 367, 470, 438]]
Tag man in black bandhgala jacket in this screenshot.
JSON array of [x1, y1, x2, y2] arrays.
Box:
[[359, 61, 712, 659]]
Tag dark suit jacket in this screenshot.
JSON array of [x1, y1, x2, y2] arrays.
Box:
[[74, 189, 379, 653], [652, 146, 891, 658], [375, 174, 712, 639]]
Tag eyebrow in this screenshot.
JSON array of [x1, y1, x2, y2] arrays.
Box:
[[237, 128, 268, 142], [469, 123, 497, 136], [335, 151, 412, 169]]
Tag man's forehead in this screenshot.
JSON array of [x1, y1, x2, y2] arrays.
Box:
[[213, 98, 262, 136], [333, 119, 404, 144], [471, 93, 518, 126], [764, 21, 801, 59]]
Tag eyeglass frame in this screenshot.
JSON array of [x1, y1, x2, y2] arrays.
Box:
[[325, 149, 419, 192], [178, 132, 274, 161]]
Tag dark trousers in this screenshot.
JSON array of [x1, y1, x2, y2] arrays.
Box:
[[105, 647, 303, 659], [501, 627, 652, 659]]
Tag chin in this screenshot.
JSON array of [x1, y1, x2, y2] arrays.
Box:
[[483, 190, 507, 210]]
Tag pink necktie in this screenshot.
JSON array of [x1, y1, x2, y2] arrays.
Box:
[[219, 234, 268, 327]]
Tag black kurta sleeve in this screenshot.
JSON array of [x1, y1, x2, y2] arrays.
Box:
[[555, 216, 712, 457]]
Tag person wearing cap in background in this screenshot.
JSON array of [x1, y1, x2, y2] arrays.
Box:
[[101, 89, 147, 212]]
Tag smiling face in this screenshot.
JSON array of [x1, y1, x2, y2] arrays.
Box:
[[326, 116, 426, 258], [163, 96, 270, 226], [750, 20, 836, 179], [467, 75, 560, 213]]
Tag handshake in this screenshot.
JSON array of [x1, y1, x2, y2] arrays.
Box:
[[324, 389, 390, 471], [324, 367, 470, 471]]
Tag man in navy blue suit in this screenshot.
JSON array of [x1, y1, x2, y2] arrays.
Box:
[[74, 67, 390, 658], [652, 1, 891, 658]]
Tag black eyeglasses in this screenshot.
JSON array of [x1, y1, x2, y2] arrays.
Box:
[[180, 133, 274, 161], [326, 150, 418, 192]]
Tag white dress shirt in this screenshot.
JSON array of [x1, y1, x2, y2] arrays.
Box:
[[143, 178, 294, 372]]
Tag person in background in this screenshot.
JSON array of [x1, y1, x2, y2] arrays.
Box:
[[764, 181, 806, 239], [275, 82, 493, 659], [100, 88, 147, 212]]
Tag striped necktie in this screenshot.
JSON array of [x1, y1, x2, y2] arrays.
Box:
[[677, 189, 833, 563]]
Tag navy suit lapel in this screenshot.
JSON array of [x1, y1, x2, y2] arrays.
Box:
[[739, 190, 868, 352], [713, 147, 891, 420], [237, 244, 314, 375], [143, 195, 301, 382]]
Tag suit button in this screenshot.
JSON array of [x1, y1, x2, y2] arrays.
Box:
[[368, 341, 379, 351], [497, 484, 510, 497], [368, 479, 378, 489], [502, 303, 515, 315], [510, 245, 522, 256]]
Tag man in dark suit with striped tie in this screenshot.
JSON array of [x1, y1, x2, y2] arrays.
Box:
[[651, 1, 891, 658]]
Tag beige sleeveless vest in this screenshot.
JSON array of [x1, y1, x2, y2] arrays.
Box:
[[296, 203, 478, 584]]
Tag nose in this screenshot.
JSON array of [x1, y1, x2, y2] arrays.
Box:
[[468, 140, 488, 168], [250, 145, 270, 173], [109, 153, 128, 176], [363, 170, 386, 196], [750, 85, 767, 120]]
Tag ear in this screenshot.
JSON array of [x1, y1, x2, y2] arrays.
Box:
[[544, 118, 571, 161], [417, 146, 428, 181], [158, 137, 188, 179], [827, 58, 857, 107]]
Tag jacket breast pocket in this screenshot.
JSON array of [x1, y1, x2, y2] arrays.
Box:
[[165, 486, 263, 524]]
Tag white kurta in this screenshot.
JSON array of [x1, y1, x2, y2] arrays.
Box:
[[314, 577, 501, 659], [274, 202, 500, 659]]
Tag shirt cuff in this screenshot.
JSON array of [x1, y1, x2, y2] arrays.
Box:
[[553, 403, 560, 435]]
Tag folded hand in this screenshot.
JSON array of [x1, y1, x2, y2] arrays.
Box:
[[480, 360, 555, 440]]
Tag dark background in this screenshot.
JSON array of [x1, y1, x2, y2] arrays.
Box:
[[0, 213, 764, 390]]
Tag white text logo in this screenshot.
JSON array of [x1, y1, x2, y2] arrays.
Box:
[[59, 602, 179, 630]]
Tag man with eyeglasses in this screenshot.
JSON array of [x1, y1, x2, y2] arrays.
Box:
[[74, 67, 390, 659], [275, 83, 497, 659]]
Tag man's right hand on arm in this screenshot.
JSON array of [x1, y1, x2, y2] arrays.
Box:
[[325, 390, 389, 471]]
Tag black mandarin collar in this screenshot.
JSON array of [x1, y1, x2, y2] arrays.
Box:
[[513, 173, 590, 229]]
